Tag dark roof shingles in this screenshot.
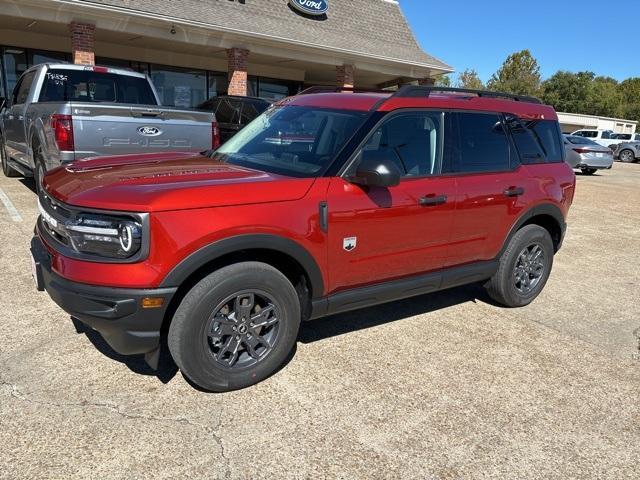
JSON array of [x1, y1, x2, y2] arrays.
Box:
[[78, 0, 452, 70]]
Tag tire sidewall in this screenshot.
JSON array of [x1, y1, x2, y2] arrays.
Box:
[[170, 263, 301, 392], [501, 226, 554, 307], [620, 150, 634, 163]]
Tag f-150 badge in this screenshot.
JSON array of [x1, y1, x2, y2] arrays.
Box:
[[343, 237, 357, 252]]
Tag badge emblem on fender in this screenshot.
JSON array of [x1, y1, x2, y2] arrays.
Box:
[[343, 237, 357, 252]]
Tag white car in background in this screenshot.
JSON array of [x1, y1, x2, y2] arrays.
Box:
[[563, 134, 614, 175], [569, 129, 639, 150]]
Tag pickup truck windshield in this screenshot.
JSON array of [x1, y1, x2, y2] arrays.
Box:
[[39, 69, 156, 104], [211, 106, 368, 177]]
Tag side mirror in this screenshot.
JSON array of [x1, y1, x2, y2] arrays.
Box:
[[350, 148, 402, 188]]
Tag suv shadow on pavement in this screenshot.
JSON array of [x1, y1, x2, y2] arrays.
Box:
[[299, 282, 493, 344], [70, 283, 491, 388]]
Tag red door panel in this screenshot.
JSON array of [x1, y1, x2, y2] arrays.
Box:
[[447, 167, 534, 267], [327, 176, 456, 293]]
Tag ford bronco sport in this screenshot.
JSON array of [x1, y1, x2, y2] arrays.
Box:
[[31, 86, 576, 392]]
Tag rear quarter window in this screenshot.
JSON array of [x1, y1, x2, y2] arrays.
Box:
[[38, 69, 156, 104], [528, 120, 564, 163]]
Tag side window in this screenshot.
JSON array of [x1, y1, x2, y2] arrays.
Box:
[[507, 117, 545, 164], [450, 112, 511, 173], [358, 111, 445, 177], [584, 131, 598, 138], [13, 71, 36, 105], [601, 131, 612, 139], [525, 120, 564, 163]]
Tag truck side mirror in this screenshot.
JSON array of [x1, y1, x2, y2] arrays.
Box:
[[349, 148, 402, 188]]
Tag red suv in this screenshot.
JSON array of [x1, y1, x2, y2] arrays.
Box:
[[31, 86, 576, 391]]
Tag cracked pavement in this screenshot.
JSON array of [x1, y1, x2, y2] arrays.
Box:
[[1, 164, 639, 479]]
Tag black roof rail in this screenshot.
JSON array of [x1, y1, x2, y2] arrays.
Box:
[[298, 86, 390, 95], [393, 85, 542, 104]]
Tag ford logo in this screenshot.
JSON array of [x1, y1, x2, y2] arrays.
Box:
[[137, 126, 162, 137], [289, 0, 328, 16]]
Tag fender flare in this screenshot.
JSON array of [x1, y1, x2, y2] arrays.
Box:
[[159, 234, 325, 298], [500, 203, 566, 256]]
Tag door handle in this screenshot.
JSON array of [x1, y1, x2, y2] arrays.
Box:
[[504, 187, 525, 197], [419, 194, 447, 206]]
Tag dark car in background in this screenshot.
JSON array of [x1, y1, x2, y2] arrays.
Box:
[[197, 95, 270, 144]]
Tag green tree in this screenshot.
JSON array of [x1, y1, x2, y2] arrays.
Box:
[[456, 69, 484, 90], [589, 76, 621, 118], [435, 74, 452, 87], [541, 71, 595, 114], [487, 50, 542, 96], [618, 78, 640, 123]]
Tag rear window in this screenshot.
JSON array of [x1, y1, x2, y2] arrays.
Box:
[[566, 136, 599, 146], [38, 68, 156, 104]]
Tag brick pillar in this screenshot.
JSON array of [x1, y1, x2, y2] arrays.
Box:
[[418, 78, 435, 86], [69, 22, 96, 65], [227, 48, 249, 96], [336, 64, 354, 89]]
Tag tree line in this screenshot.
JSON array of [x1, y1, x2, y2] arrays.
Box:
[[436, 50, 640, 123]]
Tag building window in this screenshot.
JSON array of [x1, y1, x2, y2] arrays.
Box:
[[257, 77, 301, 101], [2, 47, 28, 98], [28, 49, 69, 67], [207, 72, 229, 98], [150, 64, 207, 107]]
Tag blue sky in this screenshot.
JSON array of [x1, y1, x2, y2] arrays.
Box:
[[401, 0, 639, 82]]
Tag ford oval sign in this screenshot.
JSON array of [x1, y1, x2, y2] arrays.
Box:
[[137, 126, 162, 137], [289, 0, 328, 16]]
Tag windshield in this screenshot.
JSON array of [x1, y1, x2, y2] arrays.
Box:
[[566, 136, 599, 145], [210, 106, 369, 177]]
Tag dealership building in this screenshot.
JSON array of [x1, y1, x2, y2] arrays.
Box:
[[0, 0, 452, 107]]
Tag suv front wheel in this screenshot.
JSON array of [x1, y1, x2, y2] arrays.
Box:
[[485, 224, 554, 308], [168, 261, 301, 392]]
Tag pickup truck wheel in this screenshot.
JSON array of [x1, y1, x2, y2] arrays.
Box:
[[168, 261, 301, 392], [619, 149, 635, 163], [33, 162, 46, 193], [581, 168, 596, 175], [1, 137, 19, 178], [485, 225, 554, 308]]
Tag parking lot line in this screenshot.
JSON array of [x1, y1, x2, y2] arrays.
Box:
[[0, 187, 23, 222]]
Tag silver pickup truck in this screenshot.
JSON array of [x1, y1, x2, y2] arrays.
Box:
[[0, 63, 216, 190]]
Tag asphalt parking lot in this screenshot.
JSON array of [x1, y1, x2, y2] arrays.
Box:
[[1, 164, 639, 479]]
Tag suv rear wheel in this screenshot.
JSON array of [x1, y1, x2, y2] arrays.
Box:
[[581, 168, 597, 175], [485, 224, 554, 308], [168, 261, 301, 392]]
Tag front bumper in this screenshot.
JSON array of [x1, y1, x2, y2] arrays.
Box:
[[31, 235, 177, 356]]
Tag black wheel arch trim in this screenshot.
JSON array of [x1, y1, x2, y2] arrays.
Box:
[[159, 234, 325, 298], [500, 203, 566, 256]]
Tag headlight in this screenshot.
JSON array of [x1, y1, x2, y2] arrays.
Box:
[[66, 214, 143, 259], [38, 194, 147, 261]]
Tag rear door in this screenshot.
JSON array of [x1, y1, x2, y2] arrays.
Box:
[[445, 111, 536, 267], [327, 110, 457, 292]]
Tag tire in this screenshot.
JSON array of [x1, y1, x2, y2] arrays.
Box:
[[485, 224, 554, 308], [168, 261, 301, 392], [581, 168, 596, 175], [1, 136, 19, 178], [619, 149, 635, 163], [32, 143, 45, 193]]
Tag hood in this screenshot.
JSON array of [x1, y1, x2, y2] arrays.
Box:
[[43, 152, 315, 212]]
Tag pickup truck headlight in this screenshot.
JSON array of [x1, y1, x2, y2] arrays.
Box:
[[67, 214, 143, 259]]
